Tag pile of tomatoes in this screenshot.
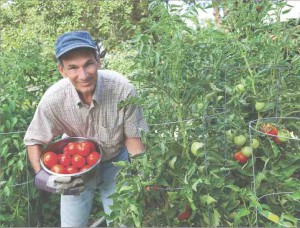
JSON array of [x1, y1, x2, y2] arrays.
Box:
[[43, 141, 100, 174]]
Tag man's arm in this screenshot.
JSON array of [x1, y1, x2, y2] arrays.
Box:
[[27, 144, 43, 174], [124, 137, 145, 158]]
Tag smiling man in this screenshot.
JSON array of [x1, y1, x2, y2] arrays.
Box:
[[24, 31, 148, 227]]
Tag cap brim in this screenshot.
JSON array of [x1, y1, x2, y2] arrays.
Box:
[[56, 43, 97, 59]]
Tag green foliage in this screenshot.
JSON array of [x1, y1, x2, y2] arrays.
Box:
[[108, 1, 300, 227], [0, 0, 148, 226]]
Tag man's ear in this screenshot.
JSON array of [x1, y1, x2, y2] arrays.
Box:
[[57, 64, 67, 78]]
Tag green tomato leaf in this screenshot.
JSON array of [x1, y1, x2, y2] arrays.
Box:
[[168, 156, 177, 169], [192, 178, 203, 192], [200, 195, 217, 205], [291, 191, 300, 200], [119, 185, 133, 192], [213, 209, 221, 227]]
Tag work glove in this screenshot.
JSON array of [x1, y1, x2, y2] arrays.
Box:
[[34, 169, 85, 195]]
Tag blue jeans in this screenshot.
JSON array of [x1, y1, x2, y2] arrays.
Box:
[[60, 147, 129, 227]]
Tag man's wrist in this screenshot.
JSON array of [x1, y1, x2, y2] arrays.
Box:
[[130, 151, 145, 159]]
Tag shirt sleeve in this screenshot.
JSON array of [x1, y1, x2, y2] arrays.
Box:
[[123, 85, 149, 138], [23, 103, 63, 146]]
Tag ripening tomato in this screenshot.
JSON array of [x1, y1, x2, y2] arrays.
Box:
[[59, 154, 71, 167], [234, 151, 248, 164], [87, 151, 100, 165], [260, 123, 278, 137], [51, 164, 66, 174], [79, 164, 92, 172], [43, 151, 58, 169], [71, 154, 86, 168], [63, 142, 78, 156], [76, 141, 93, 157], [66, 166, 79, 174]]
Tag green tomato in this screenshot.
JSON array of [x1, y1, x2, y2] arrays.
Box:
[[234, 135, 246, 146], [241, 146, 253, 157], [255, 102, 266, 111], [191, 142, 204, 156], [236, 84, 245, 93], [226, 130, 234, 141], [277, 130, 290, 142], [251, 139, 260, 149]]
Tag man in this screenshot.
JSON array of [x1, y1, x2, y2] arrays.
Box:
[[24, 30, 148, 227]]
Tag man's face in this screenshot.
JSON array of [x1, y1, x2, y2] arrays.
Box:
[[58, 48, 100, 98]]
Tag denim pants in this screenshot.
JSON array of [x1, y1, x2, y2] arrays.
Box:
[[60, 147, 129, 227]]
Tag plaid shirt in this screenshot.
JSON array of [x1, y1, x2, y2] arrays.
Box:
[[24, 70, 148, 161]]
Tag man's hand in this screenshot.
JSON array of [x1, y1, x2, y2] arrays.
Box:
[[34, 169, 85, 195]]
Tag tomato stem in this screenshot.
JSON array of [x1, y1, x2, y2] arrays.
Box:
[[239, 45, 256, 96]]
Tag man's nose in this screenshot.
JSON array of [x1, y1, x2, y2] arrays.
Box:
[[78, 67, 88, 78]]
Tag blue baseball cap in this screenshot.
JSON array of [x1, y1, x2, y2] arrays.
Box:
[[55, 31, 97, 59]]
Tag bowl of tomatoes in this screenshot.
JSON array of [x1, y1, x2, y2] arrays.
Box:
[[41, 137, 102, 177]]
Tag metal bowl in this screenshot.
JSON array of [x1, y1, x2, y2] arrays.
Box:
[[41, 137, 102, 177]]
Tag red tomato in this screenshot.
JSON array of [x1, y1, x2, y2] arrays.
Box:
[[57, 154, 62, 160], [43, 151, 58, 169], [71, 154, 86, 168], [79, 164, 92, 172], [59, 154, 71, 167], [145, 186, 159, 191], [63, 142, 78, 156], [274, 137, 282, 145], [66, 166, 79, 174], [177, 211, 191, 220], [233, 151, 248, 164], [177, 206, 192, 220], [260, 123, 278, 137], [51, 164, 66, 174], [87, 151, 100, 165], [76, 141, 93, 157]]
